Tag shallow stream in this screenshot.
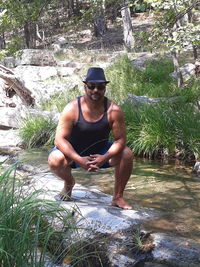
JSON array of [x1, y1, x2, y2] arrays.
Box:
[[19, 149, 200, 243]]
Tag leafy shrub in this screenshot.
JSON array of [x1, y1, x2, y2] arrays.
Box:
[[19, 115, 57, 148]]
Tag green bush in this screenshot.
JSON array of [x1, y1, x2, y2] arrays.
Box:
[[19, 115, 57, 148], [106, 55, 200, 160], [106, 55, 140, 103], [123, 101, 200, 159]]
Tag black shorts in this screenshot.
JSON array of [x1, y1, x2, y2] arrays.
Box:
[[50, 141, 113, 169]]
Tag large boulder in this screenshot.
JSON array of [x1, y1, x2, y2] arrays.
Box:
[[14, 65, 77, 81], [13, 65, 82, 106], [0, 129, 22, 147], [15, 49, 57, 66], [170, 63, 196, 82], [0, 107, 21, 129]]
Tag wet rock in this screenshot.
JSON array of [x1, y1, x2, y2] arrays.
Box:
[[193, 161, 200, 176], [17, 164, 36, 173], [31, 174, 153, 233], [152, 233, 200, 267]]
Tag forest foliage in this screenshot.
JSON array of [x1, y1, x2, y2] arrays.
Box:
[[0, 0, 199, 88], [0, 1, 199, 53]]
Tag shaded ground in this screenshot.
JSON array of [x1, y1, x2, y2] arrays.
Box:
[[41, 12, 154, 51], [68, 13, 154, 51]]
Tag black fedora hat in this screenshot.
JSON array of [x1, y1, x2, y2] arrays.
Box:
[[83, 67, 109, 83]]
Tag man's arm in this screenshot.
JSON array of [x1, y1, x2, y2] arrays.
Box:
[[105, 102, 126, 160], [55, 101, 80, 162]]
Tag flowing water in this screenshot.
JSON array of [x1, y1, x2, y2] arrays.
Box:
[[19, 149, 200, 243]]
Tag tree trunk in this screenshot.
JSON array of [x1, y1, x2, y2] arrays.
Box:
[[30, 23, 37, 48], [24, 21, 31, 48], [187, 10, 198, 61], [0, 33, 5, 49], [121, 6, 135, 51], [171, 50, 184, 88], [73, 0, 80, 15], [193, 45, 198, 61], [93, 13, 107, 37]]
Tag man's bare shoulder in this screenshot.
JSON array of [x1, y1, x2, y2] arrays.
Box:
[[107, 99, 124, 124], [107, 99, 123, 113], [60, 98, 79, 121]]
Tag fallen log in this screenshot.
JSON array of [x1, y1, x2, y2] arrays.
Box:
[[0, 64, 35, 106]]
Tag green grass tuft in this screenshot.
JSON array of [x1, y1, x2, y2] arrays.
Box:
[[106, 55, 177, 104], [123, 101, 200, 159], [19, 115, 57, 149], [0, 165, 75, 266]]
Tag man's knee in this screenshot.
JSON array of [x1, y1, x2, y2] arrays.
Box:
[[48, 151, 69, 169], [123, 147, 134, 161], [109, 146, 133, 166]]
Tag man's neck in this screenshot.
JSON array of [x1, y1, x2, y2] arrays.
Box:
[[83, 95, 105, 109]]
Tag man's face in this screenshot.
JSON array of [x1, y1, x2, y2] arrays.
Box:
[[85, 82, 106, 101]]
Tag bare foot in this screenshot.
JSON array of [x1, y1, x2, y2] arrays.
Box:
[[56, 181, 75, 201], [56, 192, 72, 201], [111, 197, 132, 210]]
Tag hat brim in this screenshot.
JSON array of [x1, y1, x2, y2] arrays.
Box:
[[83, 80, 110, 83]]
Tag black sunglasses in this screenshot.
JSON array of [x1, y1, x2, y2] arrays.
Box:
[[86, 83, 106, 91]]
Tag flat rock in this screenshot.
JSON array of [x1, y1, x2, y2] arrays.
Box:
[[31, 173, 153, 234]]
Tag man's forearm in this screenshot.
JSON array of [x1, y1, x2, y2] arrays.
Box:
[[55, 139, 81, 163], [105, 140, 126, 160]]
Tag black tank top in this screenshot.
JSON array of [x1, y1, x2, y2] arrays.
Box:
[[68, 96, 111, 156]]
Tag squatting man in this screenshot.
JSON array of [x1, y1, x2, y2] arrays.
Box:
[[48, 67, 133, 210]]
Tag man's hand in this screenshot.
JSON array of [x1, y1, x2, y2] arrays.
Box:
[[86, 154, 108, 172], [78, 156, 99, 172]]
